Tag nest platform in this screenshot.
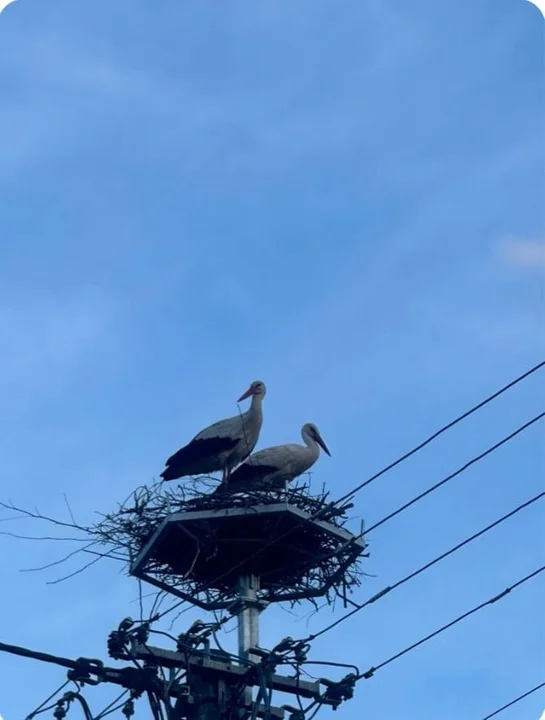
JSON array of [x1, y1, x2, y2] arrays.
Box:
[[123, 482, 366, 611]]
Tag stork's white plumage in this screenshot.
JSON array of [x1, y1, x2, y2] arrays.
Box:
[[161, 381, 266, 482], [217, 423, 330, 493]]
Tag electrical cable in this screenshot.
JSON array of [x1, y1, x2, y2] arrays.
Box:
[[95, 691, 130, 719], [479, 681, 545, 719], [125, 365, 545, 718], [333, 359, 545, 507], [302, 660, 361, 675], [304, 703, 322, 720], [354, 565, 545, 681], [152, 363, 545, 624], [62, 692, 95, 720], [146, 691, 164, 720], [26, 680, 72, 719], [276, 421, 545, 595], [302, 490, 545, 641], [25, 703, 60, 718], [365, 412, 544, 534]]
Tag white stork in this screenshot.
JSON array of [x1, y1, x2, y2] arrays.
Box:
[[215, 423, 330, 493], [160, 380, 266, 482]]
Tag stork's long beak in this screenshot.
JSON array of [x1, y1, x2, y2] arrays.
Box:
[[238, 385, 255, 402], [316, 434, 331, 456]]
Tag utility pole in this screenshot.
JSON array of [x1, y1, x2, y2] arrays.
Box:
[[236, 574, 263, 664], [2, 490, 364, 720], [235, 573, 266, 711], [127, 494, 365, 719]]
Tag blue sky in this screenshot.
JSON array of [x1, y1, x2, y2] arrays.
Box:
[[0, 0, 544, 718]]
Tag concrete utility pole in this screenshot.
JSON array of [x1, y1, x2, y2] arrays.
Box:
[[236, 574, 264, 661], [127, 497, 365, 719], [3, 492, 364, 720], [236, 573, 266, 710]]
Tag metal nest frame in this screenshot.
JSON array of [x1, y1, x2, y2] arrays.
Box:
[[0, 477, 367, 615], [119, 479, 367, 611]]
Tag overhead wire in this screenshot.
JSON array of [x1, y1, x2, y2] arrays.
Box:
[[302, 490, 545, 642], [153, 361, 545, 624], [95, 690, 130, 719], [150, 487, 544, 714], [62, 692, 95, 720], [333, 359, 545, 507], [365, 412, 544, 534], [479, 681, 545, 720], [26, 680, 72, 719], [176, 413, 543, 631], [354, 565, 545, 681], [304, 703, 322, 720], [270, 418, 545, 595], [5, 363, 542, 720], [140, 364, 545, 718], [8, 362, 545, 720], [301, 659, 361, 674]]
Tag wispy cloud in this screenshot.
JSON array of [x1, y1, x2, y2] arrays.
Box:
[[0, 5, 422, 182], [498, 237, 545, 271]]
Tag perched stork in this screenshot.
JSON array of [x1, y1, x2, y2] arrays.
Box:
[[160, 380, 266, 482], [215, 423, 330, 493]]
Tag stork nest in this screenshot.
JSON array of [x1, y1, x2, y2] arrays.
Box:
[[1, 477, 367, 614], [94, 477, 366, 609]]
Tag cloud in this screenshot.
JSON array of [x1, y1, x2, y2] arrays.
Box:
[[499, 237, 545, 271], [0, 4, 423, 183]]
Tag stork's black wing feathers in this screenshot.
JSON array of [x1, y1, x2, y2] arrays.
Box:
[[213, 462, 279, 495], [229, 463, 278, 484], [161, 436, 239, 480]]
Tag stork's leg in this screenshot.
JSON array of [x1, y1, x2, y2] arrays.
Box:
[[221, 468, 231, 484]]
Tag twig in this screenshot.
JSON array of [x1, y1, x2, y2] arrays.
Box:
[[63, 494, 77, 526], [46, 552, 114, 585], [20, 541, 100, 572]]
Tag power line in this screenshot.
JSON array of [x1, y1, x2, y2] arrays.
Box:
[[0, 640, 164, 695], [5, 362, 545, 720], [479, 681, 545, 720], [0, 639, 80, 671], [154, 362, 545, 623], [354, 565, 545, 681], [303, 490, 545, 642], [95, 690, 130, 719], [26, 680, 72, 719], [334, 359, 545, 507], [270, 416, 544, 610], [366, 412, 544, 533]]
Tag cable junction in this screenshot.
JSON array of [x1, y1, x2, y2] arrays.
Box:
[[2, 360, 543, 720]]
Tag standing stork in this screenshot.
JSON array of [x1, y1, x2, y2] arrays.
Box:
[[160, 381, 266, 482], [215, 423, 331, 493]]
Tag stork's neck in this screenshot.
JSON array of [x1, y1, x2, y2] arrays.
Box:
[[248, 392, 264, 417], [302, 432, 321, 459]]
